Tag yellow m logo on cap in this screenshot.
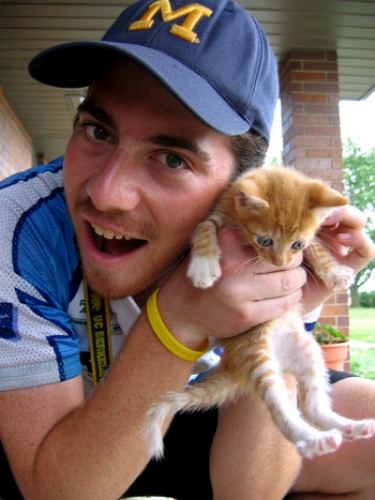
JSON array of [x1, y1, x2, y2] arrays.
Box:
[[129, 0, 213, 43]]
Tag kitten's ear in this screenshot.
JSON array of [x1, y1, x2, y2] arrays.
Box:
[[234, 181, 269, 212], [309, 182, 349, 222]]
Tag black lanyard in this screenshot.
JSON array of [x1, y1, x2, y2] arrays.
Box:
[[83, 276, 113, 386]]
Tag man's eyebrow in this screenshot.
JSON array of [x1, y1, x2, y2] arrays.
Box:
[[76, 101, 117, 131], [75, 106, 211, 162], [148, 135, 211, 162]]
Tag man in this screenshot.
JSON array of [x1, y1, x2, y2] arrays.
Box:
[[0, 0, 374, 499]]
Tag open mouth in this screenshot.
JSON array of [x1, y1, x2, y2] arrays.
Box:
[[91, 223, 146, 256]]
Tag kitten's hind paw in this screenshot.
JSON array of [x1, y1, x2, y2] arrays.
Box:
[[297, 430, 342, 458], [342, 419, 375, 441], [187, 256, 222, 288]]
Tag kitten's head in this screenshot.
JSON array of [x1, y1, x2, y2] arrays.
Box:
[[232, 167, 348, 267]]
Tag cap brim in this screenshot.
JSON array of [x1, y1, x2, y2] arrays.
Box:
[[29, 41, 250, 136]]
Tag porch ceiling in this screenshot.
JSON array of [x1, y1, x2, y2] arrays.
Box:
[[1, 0, 374, 162]]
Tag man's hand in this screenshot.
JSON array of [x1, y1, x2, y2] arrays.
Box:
[[157, 228, 306, 347], [302, 204, 375, 312]]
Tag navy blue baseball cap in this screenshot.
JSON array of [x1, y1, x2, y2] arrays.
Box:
[[29, 0, 278, 140]]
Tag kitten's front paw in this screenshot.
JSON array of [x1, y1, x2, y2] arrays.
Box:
[[322, 265, 354, 290], [187, 256, 222, 288]]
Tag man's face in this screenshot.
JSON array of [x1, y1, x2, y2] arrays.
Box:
[[64, 59, 236, 299]]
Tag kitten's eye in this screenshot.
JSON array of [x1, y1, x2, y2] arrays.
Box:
[[292, 241, 305, 250], [257, 236, 273, 247], [156, 152, 185, 169]]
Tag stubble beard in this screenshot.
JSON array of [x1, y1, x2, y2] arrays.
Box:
[[82, 245, 187, 301], [71, 198, 191, 301]]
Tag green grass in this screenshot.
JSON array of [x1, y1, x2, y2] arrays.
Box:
[[349, 307, 375, 379], [349, 307, 375, 343]]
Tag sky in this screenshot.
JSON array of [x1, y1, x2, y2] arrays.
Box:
[[266, 90, 375, 165]]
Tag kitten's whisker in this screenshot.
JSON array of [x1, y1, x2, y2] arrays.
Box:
[[232, 255, 260, 280], [302, 264, 321, 292], [314, 234, 342, 254]]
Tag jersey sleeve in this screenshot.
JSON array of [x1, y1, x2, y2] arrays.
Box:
[[0, 159, 83, 390]]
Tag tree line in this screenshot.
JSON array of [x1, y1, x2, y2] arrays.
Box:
[[343, 139, 375, 307]]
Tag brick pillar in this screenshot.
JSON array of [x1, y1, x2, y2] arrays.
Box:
[[279, 51, 349, 366]]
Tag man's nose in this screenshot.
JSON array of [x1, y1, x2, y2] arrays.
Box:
[[86, 150, 142, 212]]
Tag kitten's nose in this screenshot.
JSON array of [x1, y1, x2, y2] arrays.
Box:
[[273, 256, 288, 267]]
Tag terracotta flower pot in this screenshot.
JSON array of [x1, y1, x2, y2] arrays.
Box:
[[320, 342, 349, 371]]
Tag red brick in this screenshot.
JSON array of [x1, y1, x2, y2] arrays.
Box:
[[283, 125, 305, 144], [305, 125, 341, 136], [319, 315, 335, 326], [290, 82, 303, 93], [283, 151, 295, 165], [341, 329, 349, 339], [307, 148, 343, 158], [295, 158, 332, 169], [281, 103, 293, 122], [311, 169, 344, 181], [329, 115, 341, 126], [282, 117, 293, 135], [292, 93, 327, 104], [292, 103, 304, 114], [294, 136, 331, 148], [288, 51, 326, 61], [321, 304, 349, 316], [328, 94, 340, 105], [304, 104, 340, 115], [303, 83, 339, 94], [327, 73, 339, 82], [293, 114, 329, 126], [323, 295, 335, 304], [279, 60, 302, 77], [294, 148, 307, 158], [337, 306, 349, 318], [303, 61, 338, 73], [337, 292, 349, 304], [291, 72, 325, 82], [332, 181, 344, 193], [332, 159, 344, 169], [282, 139, 294, 156], [326, 52, 338, 62], [331, 137, 343, 148]]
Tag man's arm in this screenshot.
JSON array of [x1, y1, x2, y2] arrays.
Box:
[[0, 313, 199, 500]]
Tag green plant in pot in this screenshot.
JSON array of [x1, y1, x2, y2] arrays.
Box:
[[313, 322, 347, 344], [313, 322, 349, 371]]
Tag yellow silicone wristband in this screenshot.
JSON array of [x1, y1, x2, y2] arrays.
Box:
[[146, 288, 209, 362]]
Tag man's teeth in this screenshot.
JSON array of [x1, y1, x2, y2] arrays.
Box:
[[91, 224, 130, 241]]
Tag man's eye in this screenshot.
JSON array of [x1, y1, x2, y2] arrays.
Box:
[[157, 153, 185, 169], [87, 124, 110, 141]]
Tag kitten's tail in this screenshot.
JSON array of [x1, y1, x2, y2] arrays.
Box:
[[145, 369, 242, 459]]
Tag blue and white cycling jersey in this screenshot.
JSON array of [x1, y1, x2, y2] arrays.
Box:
[[0, 157, 83, 390]]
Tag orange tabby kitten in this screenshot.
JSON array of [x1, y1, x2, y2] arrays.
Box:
[[145, 167, 375, 459]]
